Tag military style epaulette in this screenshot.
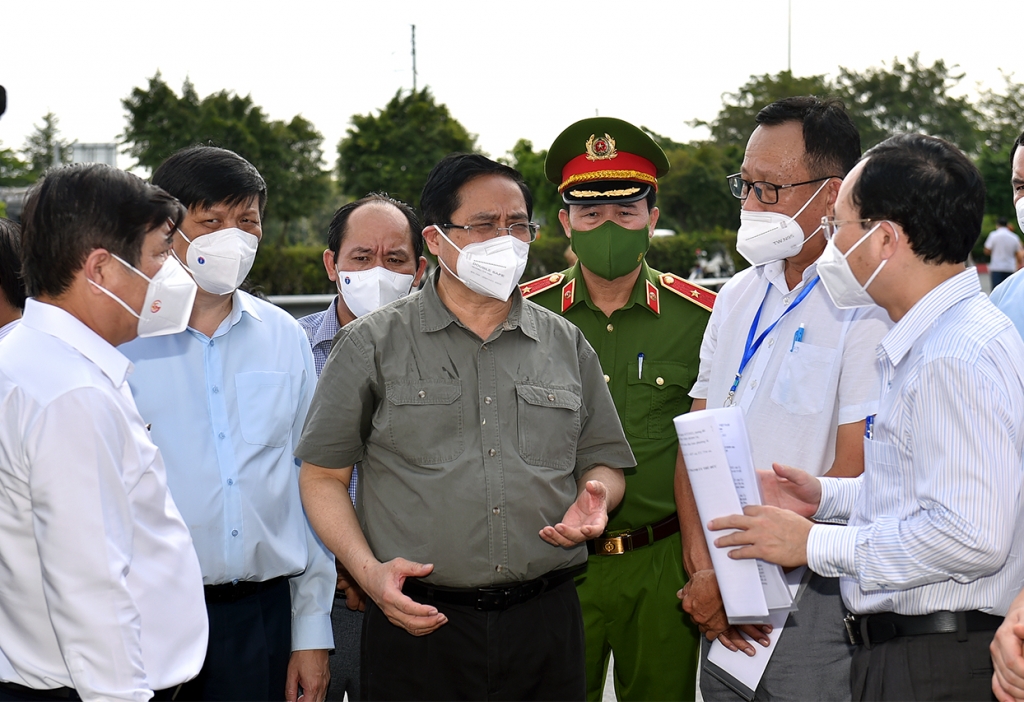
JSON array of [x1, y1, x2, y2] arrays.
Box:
[[520, 272, 569, 298], [659, 273, 716, 312], [519, 272, 564, 299]]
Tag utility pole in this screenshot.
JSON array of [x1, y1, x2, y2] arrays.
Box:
[[787, 0, 792, 73], [411, 24, 417, 92]]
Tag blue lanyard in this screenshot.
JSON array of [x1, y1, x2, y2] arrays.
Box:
[[725, 276, 821, 406]]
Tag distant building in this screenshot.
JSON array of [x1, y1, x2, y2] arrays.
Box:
[[72, 142, 117, 167]]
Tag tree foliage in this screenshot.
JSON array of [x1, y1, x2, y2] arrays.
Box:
[[121, 73, 332, 224], [23, 112, 71, 177], [0, 142, 32, 187], [337, 88, 477, 208], [835, 54, 980, 152]]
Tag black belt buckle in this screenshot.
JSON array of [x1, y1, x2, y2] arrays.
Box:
[[844, 613, 863, 646], [475, 586, 513, 611]]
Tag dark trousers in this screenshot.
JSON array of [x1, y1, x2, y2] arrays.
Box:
[[361, 578, 585, 701], [178, 578, 292, 701], [327, 598, 362, 701], [850, 629, 996, 701], [992, 270, 1013, 289]]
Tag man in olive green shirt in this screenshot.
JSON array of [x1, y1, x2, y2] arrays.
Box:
[[298, 153, 635, 700], [522, 117, 714, 701]]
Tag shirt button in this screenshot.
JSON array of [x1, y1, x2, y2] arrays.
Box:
[[209, 340, 215, 347], [767, 338, 775, 347], [218, 432, 226, 439], [783, 297, 791, 305], [212, 386, 219, 394], [750, 380, 758, 389], [547, 393, 556, 401], [488, 448, 496, 457], [418, 390, 426, 398], [603, 374, 610, 383], [484, 396, 492, 405], [492, 506, 500, 515], [606, 324, 614, 332], [227, 479, 234, 486], [656, 377, 665, 386], [495, 565, 503, 572], [231, 529, 238, 536]]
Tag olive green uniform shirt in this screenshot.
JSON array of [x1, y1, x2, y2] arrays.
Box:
[[296, 272, 635, 588], [526, 262, 711, 531]]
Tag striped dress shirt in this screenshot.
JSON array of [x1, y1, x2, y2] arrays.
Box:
[[297, 297, 358, 505], [807, 268, 1024, 616]]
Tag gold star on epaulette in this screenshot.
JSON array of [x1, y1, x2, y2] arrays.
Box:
[[659, 273, 716, 312], [519, 272, 564, 299]]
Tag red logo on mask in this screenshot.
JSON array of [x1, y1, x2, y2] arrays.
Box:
[[150, 300, 162, 313]]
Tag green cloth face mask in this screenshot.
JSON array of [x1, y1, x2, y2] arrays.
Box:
[[570, 220, 651, 280]]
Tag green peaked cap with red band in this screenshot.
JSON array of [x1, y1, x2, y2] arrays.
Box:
[[545, 117, 670, 205]]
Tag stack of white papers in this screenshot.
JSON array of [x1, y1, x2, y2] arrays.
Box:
[[673, 406, 795, 623]]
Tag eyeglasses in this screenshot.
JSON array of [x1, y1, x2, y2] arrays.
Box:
[[439, 221, 540, 243], [727, 174, 839, 205], [820, 216, 875, 241]]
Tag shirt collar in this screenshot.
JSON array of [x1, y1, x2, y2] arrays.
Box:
[[311, 297, 342, 347], [22, 298, 131, 386], [880, 267, 981, 367], [199, 290, 263, 340], [566, 261, 660, 316], [419, 269, 538, 341], [761, 259, 819, 293]]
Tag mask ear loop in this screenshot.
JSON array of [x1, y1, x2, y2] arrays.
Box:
[[432, 225, 464, 280], [792, 177, 835, 245], [860, 222, 898, 290], [86, 253, 152, 320], [172, 229, 197, 276]]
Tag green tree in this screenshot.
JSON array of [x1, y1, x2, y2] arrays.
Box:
[[23, 112, 71, 177], [695, 70, 835, 147], [121, 73, 332, 232], [0, 142, 32, 186], [836, 54, 982, 152], [974, 72, 1024, 219], [656, 141, 741, 232], [337, 88, 477, 207], [503, 138, 563, 240]]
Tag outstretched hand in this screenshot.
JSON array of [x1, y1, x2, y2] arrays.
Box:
[[758, 463, 822, 518], [540, 480, 609, 547]]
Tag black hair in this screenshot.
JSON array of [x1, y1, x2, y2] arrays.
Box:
[[1011, 129, 1024, 166], [152, 145, 267, 217], [756, 96, 862, 178], [852, 133, 984, 264], [0, 218, 26, 310], [999, 216, 1009, 226], [21, 164, 186, 297], [328, 193, 423, 261], [420, 153, 533, 227]]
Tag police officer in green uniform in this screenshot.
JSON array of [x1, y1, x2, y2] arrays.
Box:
[[521, 117, 715, 701]]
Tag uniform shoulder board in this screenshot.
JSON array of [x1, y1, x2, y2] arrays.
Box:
[[520, 272, 565, 299], [659, 273, 716, 312]]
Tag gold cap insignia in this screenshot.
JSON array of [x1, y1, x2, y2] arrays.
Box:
[[585, 133, 617, 161]]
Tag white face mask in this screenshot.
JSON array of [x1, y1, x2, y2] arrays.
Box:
[[433, 225, 529, 301], [89, 254, 198, 338], [337, 266, 415, 318], [735, 178, 831, 266], [817, 222, 891, 309], [176, 227, 259, 295], [1015, 198, 1024, 233]]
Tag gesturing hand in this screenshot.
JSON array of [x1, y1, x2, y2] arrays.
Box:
[[540, 480, 609, 547]]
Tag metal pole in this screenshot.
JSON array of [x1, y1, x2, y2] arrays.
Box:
[[787, 0, 792, 72], [411, 25, 417, 92]]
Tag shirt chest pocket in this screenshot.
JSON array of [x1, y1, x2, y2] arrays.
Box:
[[625, 361, 691, 439], [385, 380, 464, 466], [515, 383, 581, 472], [236, 371, 293, 447], [770, 341, 837, 416]]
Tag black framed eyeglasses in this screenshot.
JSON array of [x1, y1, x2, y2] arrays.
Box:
[[727, 174, 839, 205], [439, 221, 540, 243]]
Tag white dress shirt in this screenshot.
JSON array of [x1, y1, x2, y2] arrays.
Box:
[[0, 318, 19, 343], [121, 290, 335, 650], [808, 269, 1024, 616], [690, 260, 890, 476], [0, 299, 207, 701]]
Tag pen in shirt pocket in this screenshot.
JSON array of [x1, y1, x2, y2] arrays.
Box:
[[790, 323, 805, 351], [865, 415, 875, 440]]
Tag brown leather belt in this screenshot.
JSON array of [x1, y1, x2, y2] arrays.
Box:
[[587, 513, 680, 555]]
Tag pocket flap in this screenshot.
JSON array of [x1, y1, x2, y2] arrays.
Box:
[[515, 383, 582, 411], [626, 361, 690, 390], [386, 380, 462, 406]]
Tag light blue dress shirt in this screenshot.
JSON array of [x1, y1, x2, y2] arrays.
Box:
[[990, 266, 1024, 338], [807, 269, 1024, 616], [122, 291, 335, 650], [297, 297, 357, 504]]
